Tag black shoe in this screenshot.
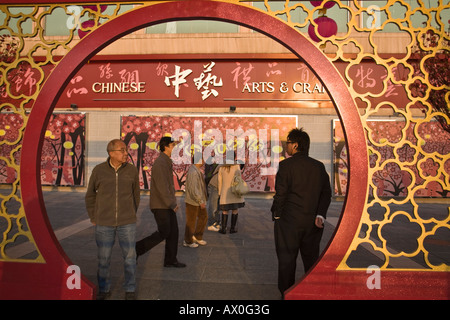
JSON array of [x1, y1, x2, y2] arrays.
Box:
[[230, 214, 238, 233], [97, 291, 111, 300], [219, 214, 228, 234], [125, 292, 136, 300], [164, 261, 186, 268]]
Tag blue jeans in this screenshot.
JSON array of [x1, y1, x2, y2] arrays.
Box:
[[207, 185, 220, 225], [95, 223, 136, 293]]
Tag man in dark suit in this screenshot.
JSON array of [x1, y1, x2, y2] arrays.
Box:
[[271, 128, 332, 297]]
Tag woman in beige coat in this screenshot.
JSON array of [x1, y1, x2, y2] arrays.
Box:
[[217, 164, 245, 234]]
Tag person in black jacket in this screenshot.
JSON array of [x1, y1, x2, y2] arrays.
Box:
[[271, 128, 331, 297]]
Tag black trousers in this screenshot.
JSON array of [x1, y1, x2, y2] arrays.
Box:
[[274, 217, 323, 294], [136, 209, 179, 265]]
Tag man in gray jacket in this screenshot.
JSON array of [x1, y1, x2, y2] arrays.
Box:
[[85, 139, 140, 300], [136, 136, 186, 268]]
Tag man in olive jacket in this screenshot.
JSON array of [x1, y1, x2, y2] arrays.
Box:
[[271, 128, 331, 297], [136, 136, 186, 268], [85, 139, 140, 300]]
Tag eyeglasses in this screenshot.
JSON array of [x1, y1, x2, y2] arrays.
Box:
[[111, 148, 128, 153], [286, 141, 295, 144]]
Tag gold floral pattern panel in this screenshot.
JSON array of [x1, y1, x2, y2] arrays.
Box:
[[0, 3, 140, 261]]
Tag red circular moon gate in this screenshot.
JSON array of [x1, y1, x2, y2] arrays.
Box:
[[2, 0, 444, 300]]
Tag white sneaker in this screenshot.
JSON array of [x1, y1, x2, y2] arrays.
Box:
[[207, 224, 220, 232], [183, 241, 198, 248], [193, 236, 207, 246]]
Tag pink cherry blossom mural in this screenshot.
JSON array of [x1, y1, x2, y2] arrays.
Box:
[[0, 113, 85, 186], [121, 115, 297, 192]]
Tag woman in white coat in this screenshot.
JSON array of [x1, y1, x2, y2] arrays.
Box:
[[217, 164, 245, 234]]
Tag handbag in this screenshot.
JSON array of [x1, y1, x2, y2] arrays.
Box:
[[231, 174, 249, 196]]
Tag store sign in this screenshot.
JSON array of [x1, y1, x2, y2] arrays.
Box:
[[3, 59, 408, 111], [55, 60, 333, 108], [91, 81, 146, 94]]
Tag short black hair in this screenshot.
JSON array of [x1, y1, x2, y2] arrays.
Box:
[[287, 128, 310, 153], [159, 136, 174, 152]]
